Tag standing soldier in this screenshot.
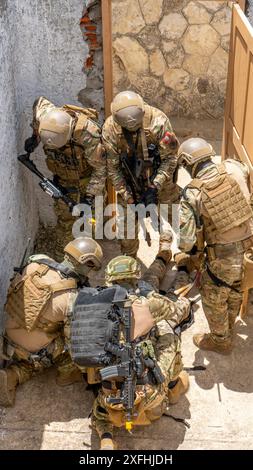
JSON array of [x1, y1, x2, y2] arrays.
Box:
[[69, 231, 190, 450], [102, 91, 180, 257], [24, 97, 106, 259], [0, 238, 103, 406], [177, 138, 253, 354]]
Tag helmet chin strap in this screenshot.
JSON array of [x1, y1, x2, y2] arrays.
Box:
[[192, 158, 214, 177], [62, 256, 91, 278]]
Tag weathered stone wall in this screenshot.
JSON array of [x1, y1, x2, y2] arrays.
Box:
[[112, 0, 231, 119], [0, 0, 103, 328], [246, 0, 253, 25], [0, 1, 38, 329]]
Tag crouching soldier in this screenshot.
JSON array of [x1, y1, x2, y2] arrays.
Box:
[[0, 237, 103, 406], [25, 97, 106, 259], [69, 231, 191, 450]]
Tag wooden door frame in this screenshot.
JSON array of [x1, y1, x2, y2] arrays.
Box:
[[101, 0, 116, 205], [102, 0, 113, 118]]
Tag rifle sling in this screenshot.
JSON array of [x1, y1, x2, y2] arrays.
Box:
[[35, 258, 80, 280]]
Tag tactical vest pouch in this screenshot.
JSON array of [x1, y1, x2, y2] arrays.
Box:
[[71, 285, 128, 368], [5, 265, 77, 333], [104, 385, 166, 427], [63, 104, 98, 122], [189, 164, 253, 239], [201, 172, 252, 234], [241, 248, 253, 290], [5, 266, 52, 332]]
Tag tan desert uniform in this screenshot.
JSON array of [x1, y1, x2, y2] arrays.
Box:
[[2, 259, 80, 387], [32, 97, 106, 259], [103, 104, 179, 257], [92, 254, 190, 438], [179, 158, 253, 345]]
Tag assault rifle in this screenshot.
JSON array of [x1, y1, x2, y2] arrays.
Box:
[[121, 145, 161, 246], [100, 298, 165, 432], [18, 153, 76, 211], [120, 144, 161, 205]]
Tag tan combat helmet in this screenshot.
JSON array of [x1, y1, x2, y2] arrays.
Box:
[[177, 137, 215, 176], [39, 108, 74, 149], [105, 255, 141, 284], [64, 237, 103, 271], [111, 91, 145, 131]]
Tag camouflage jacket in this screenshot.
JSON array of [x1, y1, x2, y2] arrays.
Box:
[[32, 96, 106, 197], [102, 104, 179, 201], [134, 257, 190, 332]]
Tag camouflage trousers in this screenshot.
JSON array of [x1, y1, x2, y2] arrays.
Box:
[[117, 182, 180, 258], [200, 252, 244, 344], [54, 192, 86, 261], [92, 330, 183, 438], [92, 383, 167, 438], [142, 257, 167, 291]]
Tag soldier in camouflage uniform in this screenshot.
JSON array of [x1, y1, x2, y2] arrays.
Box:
[[25, 97, 106, 260], [89, 232, 190, 450], [102, 91, 179, 257], [177, 138, 253, 354], [0, 238, 103, 407]]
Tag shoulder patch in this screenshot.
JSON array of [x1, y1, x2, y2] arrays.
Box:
[[86, 119, 101, 138], [160, 131, 178, 149]]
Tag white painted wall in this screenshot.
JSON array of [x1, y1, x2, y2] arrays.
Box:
[[0, 0, 89, 328]]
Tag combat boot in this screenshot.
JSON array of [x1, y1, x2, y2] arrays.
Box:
[[56, 365, 83, 386], [0, 368, 19, 407], [193, 333, 232, 355], [100, 433, 116, 450], [158, 231, 173, 263], [167, 371, 189, 405]]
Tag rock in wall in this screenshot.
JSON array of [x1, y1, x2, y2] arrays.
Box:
[[112, 0, 231, 119]]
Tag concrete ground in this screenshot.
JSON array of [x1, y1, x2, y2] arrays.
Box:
[[1, 119, 253, 450]]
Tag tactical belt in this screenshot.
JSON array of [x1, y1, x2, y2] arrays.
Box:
[[206, 264, 240, 293], [26, 346, 54, 368], [207, 235, 253, 260], [5, 336, 56, 367]]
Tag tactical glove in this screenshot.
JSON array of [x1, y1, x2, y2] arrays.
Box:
[[174, 252, 202, 273], [24, 134, 39, 154], [142, 186, 158, 206], [81, 195, 95, 210], [174, 252, 194, 273]]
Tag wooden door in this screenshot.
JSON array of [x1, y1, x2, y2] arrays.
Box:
[[223, 3, 253, 185]]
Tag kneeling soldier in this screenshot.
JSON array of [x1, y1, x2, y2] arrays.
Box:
[[0, 237, 103, 406], [69, 232, 190, 450]]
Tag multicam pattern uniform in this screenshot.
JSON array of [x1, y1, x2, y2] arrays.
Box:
[[102, 104, 180, 257], [179, 158, 253, 345], [92, 257, 190, 436], [2, 256, 80, 386], [33, 97, 106, 259]]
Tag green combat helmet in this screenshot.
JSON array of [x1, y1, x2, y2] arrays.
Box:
[[105, 255, 141, 284], [111, 91, 145, 132], [39, 108, 74, 149], [177, 137, 215, 177]]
